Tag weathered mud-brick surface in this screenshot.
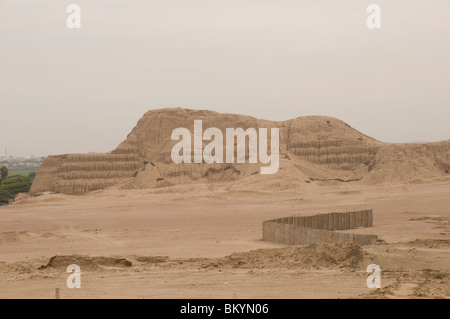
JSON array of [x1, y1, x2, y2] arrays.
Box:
[[31, 153, 144, 195], [262, 222, 271, 242]]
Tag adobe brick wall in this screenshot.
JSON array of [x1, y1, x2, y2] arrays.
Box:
[[262, 210, 377, 246]]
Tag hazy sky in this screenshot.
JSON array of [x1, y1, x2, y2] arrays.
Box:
[[1, 0, 449, 157]]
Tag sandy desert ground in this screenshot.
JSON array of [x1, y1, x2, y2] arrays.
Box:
[[1, 179, 449, 299]]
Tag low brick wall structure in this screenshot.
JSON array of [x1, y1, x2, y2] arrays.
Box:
[[262, 210, 378, 246]]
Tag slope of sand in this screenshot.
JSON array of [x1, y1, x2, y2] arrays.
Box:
[[1, 181, 449, 299]]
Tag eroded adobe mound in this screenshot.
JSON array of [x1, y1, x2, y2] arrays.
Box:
[[31, 108, 450, 195]]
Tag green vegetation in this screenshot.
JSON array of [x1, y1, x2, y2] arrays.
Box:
[[7, 169, 38, 179], [0, 176, 32, 205], [0, 168, 36, 205], [0, 189, 14, 206], [0, 166, 8, 179], [28, 171, 37, 180]]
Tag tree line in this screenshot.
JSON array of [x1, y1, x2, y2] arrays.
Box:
[[0, 166, 34, 205]]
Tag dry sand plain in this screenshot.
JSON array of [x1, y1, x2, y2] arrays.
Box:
[[1, 179, 449, 299]]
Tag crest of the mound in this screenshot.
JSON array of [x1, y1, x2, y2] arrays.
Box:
[[31, 108, 450, 195]]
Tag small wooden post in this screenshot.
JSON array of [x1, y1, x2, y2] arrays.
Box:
[[55, 288, 60, 299]]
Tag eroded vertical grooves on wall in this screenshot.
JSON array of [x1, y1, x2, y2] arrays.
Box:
[[262, 210, 378, 246]]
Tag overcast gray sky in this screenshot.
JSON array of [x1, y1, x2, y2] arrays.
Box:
[[1, 0, 449, 157]]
